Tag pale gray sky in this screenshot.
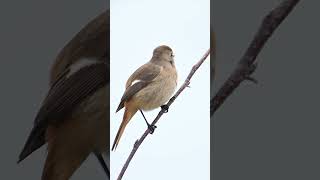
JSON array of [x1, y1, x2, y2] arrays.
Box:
[[110, 0, 210, 179]]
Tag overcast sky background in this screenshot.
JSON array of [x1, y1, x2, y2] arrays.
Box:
[[110, 0, 210, 179]]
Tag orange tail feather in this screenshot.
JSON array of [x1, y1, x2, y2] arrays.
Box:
[[112, 106, 137, 151]]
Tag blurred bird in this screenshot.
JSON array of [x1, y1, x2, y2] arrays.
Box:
[[18, 10, 110, 180], [112, 45, 177, 150]]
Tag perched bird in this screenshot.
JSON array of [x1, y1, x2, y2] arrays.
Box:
[[112, 45, 177, 150], [18, 10, 110, 180]]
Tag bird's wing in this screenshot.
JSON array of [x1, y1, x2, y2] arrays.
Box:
[[18, 62, 108, 162], [116, 63, 162, 112], [50, 10, 109, 83]]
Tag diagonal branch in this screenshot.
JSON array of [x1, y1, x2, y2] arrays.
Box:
[[117, 49, 210, 180], [210, 0, 300, 116]]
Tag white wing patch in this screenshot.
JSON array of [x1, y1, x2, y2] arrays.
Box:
[[130, 79, 142, 87], [67, 58, 99, 78]]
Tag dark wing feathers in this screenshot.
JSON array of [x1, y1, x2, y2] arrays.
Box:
[[116, 63, 161, 112], [18, 62, 108, 162], [116, 81, 149, 112], [125, 63, 161, 87]]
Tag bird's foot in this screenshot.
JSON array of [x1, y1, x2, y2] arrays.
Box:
[[161, 105, 169, 113], [148, 124, 157, 134]]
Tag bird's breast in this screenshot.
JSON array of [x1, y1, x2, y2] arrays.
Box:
[[133, 69, 177, 111]]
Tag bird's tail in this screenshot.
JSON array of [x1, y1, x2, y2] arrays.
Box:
[[112, 106, 137, 151], [42, 127, 91, 180]]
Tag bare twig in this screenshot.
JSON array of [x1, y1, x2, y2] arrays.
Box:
[[210, 0, 300, 116], [117, 49, 210, 180]]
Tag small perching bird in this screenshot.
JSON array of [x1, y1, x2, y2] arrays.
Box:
[[18, 10, 110, 180], [112, 45, 177, 150]]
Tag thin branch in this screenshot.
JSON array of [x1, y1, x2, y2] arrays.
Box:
[[117, 49, 210, 180], [210, 0, 300, 116]]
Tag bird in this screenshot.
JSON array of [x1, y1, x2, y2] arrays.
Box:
[[18, 10, 110, 180], [112, 45, 177, 151]]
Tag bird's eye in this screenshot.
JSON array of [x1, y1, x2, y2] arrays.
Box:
[[170, 53, 174, 58]]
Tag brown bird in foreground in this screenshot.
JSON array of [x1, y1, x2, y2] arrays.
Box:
[[112, 45, 177, 150], [18, 11, 110, 180]]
